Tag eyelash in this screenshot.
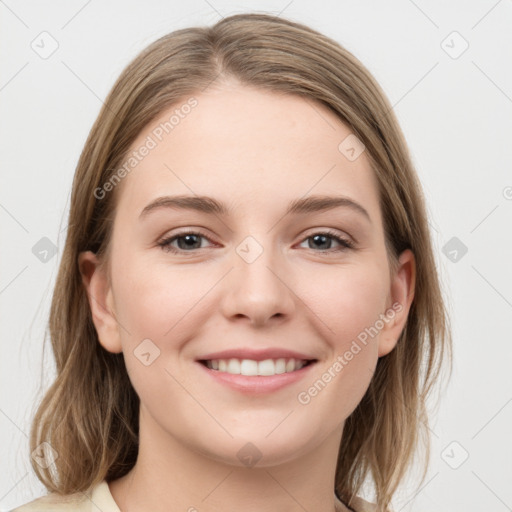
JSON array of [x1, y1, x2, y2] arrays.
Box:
[[157, 229, 355, 255]]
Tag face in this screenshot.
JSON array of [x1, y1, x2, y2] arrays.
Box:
[[80, 81, 415, 468]]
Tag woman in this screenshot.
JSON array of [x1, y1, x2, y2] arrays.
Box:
[[13, 12, 452, 512]]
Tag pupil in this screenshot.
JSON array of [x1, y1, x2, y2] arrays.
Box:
[[179, 234, 201, 250], [312, 234, 330, 250]]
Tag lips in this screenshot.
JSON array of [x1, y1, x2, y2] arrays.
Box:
[[194, 347, 318, 393], [196, 348, 317, 362], [196, 348, 317, 375], [196, 355, 317, 393]]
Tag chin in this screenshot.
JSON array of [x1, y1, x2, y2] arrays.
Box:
[[195, 430, 316, 469]]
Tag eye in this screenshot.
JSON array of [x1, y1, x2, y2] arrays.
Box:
[[298, 230, 355, 252], [157, 229, 355, 255], [158, 231, 214, 253]]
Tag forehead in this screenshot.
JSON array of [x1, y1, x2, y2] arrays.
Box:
[[114, 84, 381, 224]]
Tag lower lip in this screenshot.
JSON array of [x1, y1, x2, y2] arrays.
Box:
[[195, 361, 317, 394]]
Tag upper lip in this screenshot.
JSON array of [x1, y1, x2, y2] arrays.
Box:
[[196, 348, 317, 362]]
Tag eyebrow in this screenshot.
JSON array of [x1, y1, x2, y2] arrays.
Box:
[[139, 194, 371, 222]]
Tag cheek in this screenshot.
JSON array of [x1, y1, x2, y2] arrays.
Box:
[[111, 249, 209, 336], [294, 266, 387, 418], [301, 260, 389, 348], [110, 254, 209, 399]]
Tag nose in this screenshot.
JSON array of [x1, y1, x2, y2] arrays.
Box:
[[219, 239, 296, 327]]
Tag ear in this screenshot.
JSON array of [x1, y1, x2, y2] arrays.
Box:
[[378, 248, 416, 357], [78, 250, 122, 354]]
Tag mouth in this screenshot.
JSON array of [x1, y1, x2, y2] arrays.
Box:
[[195, 357, 318, 394], [198, 357, 317, 376]]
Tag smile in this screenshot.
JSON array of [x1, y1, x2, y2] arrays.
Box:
[[196, 358, 318, 394], [200, 358, 315, 376]]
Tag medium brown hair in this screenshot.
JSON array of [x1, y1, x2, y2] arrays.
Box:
[[29, 13, 452, 511]]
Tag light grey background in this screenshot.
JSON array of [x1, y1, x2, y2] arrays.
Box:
[[1, 1, 511, 511]]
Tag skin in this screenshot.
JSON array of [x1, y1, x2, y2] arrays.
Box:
[[79, 81, 415, 512]]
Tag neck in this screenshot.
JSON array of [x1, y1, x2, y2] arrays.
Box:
[[109, 405, 350, 512]]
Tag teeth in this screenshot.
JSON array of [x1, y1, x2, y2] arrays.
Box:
[[204, 358, 309, 376]]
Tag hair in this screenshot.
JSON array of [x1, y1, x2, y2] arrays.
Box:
[[28, 12, 452, 512]]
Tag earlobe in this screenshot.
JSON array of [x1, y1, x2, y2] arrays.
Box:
[[378, 249, 416, 357], [78, 250, 123, 354]]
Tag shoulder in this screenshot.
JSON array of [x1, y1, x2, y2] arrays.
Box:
[[9, 481, 118, 512], [9, 492, 90, 512]]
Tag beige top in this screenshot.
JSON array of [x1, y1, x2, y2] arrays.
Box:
[[10, 480, 377, 512]]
